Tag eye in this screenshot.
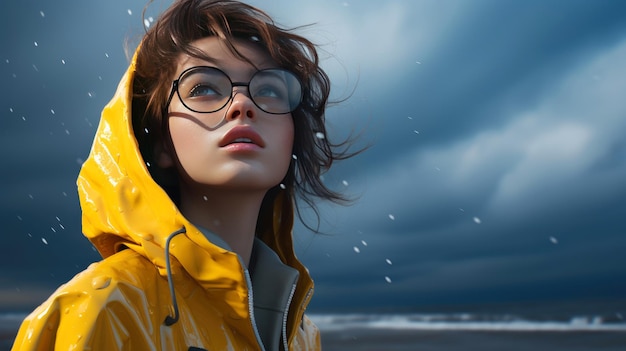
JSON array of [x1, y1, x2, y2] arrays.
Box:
[[254, 84, 284, 99], [188, 84, 220, 98]]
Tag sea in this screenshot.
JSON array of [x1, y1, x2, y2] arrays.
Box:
[[2, 299, 625, 350]]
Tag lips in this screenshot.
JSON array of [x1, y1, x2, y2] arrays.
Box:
[[219, 125, 265, 148]]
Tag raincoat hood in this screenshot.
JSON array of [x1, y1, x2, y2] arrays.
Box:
[[11, 50, 319, 350], [77, 51, 314, 313]]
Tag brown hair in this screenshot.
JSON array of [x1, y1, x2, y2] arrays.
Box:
[[132, 0, 357, 231]]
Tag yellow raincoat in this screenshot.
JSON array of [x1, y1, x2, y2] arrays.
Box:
[[11, 53, 320, 350]]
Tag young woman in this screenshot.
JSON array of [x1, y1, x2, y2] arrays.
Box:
[[12, 0, 355, 350]]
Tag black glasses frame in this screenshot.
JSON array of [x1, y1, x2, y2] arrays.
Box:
[[164, 66, 303, 115]]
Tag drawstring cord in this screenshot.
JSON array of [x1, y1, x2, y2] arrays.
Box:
[[163, 226, 187, 326]]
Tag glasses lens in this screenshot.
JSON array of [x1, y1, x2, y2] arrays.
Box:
[[249, 69, 302, 114], [177, 67, 231, 113]]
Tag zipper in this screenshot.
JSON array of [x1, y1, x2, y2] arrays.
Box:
[[281, 282, 298, 351], [242, 265, 266, 351]]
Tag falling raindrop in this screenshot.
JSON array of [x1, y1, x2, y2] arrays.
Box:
[[50, 109, 55, 115], [407, 116, 413, 120], [32, 64, 39, 72], [144, 128, 149, 134], [385, 258, 393, 265], [549, 236, 558, 244], [34, 41, 38, 47], [413, 130, 419, 134], [87, 92, 94, 98], [388, 214, 395, 220], [61, 59, 66, 64], [42, 238, 48, 245], [105, 53, 109, 58], [203, 195, 208, 201], [353, 246, 360, 253], [51, 227, 56, 233], [144, 19, 150, 28], [146, 162, 151, 167], [40, 11, 45, 18], [459, 208, 465, 212], [127, 9, 133, 15], [384, 276, 392, 283], [361, 240, 368, 246], [315, 132, 325, 139], [279, 183, 286, 189], [17, 215, 23, 221], [435, 167, 441, 171], [65, 129, 70, 135], [59, 224, 65, 230], [342, 180, 349, 186], [28, 194, 34, 199], [62, 192, 67, 197], [473, 217, 482, 224], [415, 61, 422, 65], [292, 154, 298, 160]]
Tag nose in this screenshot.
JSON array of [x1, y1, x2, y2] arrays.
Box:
[[225, 87, 256, 121]]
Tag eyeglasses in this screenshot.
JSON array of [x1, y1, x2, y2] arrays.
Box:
[[165, 66, 303, 121]]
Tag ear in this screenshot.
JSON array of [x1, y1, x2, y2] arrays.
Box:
[[155, 141, 174, 168]]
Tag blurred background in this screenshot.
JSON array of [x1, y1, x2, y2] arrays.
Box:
[[2, 0, 626, 335]]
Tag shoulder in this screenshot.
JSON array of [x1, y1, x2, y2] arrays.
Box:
[[12, 250, 166, 350]]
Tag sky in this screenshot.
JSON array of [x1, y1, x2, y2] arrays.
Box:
[[1, 0, 626, 314]]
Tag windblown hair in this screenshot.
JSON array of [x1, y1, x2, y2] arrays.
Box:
[[132, 0, 356, 232]]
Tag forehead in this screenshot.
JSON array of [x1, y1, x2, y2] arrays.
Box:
[[176, 36, 276, 79]]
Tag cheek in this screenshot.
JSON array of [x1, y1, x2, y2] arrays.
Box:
[[167, 118, 206, 163]]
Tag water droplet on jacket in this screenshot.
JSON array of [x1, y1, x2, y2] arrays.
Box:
[[92, 276, 111, 290], [64, 307, 70, 314], [141, 233, 154, 241]]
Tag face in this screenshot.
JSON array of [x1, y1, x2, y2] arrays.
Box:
[[159, 37, 295, 195]]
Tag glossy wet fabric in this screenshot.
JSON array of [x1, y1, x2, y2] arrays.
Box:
[[11, 52, 320, 350]]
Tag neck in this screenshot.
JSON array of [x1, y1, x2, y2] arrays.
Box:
[[179, 185, 266, 266]]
